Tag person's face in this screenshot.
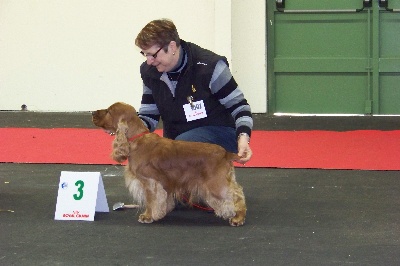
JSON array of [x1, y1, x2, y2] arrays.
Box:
[[140, 42, 178, 73]]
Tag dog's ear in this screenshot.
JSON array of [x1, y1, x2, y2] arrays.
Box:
[[117, 119, 129, 134], [112, 119, 130, 163]]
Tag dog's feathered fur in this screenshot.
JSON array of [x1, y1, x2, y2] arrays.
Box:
[[92, 102, 246, 226]]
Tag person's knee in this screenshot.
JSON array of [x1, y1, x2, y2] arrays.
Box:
[[175, 127, 237, 153], [175, 131, 206, 142]]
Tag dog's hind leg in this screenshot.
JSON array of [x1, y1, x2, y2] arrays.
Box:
[[206, 192, 235, 222], [202, 180, 236, 222], [225, 167, 246, 226], [138, 179, 168, 223], [204, 167, 246, 226], [228, 180, 246, 226]]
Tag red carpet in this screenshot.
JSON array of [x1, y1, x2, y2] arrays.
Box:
[[1, 128, 399, 170]]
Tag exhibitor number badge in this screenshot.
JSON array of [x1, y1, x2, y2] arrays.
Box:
[[183, 100, 207, 122]]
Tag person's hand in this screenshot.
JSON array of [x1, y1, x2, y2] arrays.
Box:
[[237, 134, 252, 164]]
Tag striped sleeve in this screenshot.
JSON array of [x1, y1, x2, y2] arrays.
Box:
[[209, 60, 253, 138], [138, 83, 160, 132]]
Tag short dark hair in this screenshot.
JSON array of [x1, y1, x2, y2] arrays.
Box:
[[135, 19, 181, 50]]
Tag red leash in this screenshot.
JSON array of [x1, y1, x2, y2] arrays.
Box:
[[181, 195, 214, 212]]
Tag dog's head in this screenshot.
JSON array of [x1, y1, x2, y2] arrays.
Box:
[[92, 102, 137, 135]]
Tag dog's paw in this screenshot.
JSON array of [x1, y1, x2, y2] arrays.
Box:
[[138, 214, 154, 224], [229, 217, 245, 227]]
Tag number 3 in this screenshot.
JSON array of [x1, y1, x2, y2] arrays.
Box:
[[73, 180, 84, 200]]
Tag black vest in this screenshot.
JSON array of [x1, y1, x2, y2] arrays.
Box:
[[140, 40, 235, 139]]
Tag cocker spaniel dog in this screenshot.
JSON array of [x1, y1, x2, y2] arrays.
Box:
[[92, 102, 246, 226]]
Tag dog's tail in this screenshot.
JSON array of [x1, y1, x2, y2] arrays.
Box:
[[226, 152, 242, 163]]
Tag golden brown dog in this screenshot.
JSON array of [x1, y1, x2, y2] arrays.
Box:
[[92, 102, 246, 226]]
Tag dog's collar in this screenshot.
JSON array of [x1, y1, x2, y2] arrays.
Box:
[[127, 132, 150, 142]]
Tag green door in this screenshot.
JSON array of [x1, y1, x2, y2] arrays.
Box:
[[267, 0, 400, 115]]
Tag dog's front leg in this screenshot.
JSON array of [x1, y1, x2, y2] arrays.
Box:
[[138, 179, 168, 223], [138, 203, 154, 223]]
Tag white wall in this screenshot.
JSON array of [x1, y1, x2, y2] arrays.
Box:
[[232, 0, 266, 113], [0, 0, 266, 112]]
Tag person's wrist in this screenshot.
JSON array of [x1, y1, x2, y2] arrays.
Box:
[[237, 133, 250, 143]]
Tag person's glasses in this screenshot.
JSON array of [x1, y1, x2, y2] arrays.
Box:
[[140, 47, 163, 59]]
